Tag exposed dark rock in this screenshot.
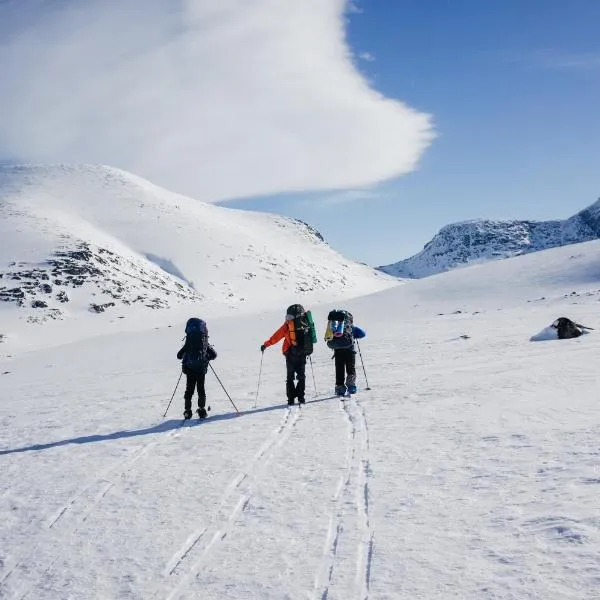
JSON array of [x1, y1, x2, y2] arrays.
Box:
[[0, 288, 25, 305], [89, 302, 115, 313], [1, 241, 202, 322]]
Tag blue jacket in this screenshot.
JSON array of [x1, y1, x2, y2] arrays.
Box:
[[330, 325, 366, 351], [352, 326, 366, 339]]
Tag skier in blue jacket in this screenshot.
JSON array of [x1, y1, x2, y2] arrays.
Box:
[[324, 309, 365, 396]]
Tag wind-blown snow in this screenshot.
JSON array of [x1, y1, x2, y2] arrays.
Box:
[[0, 0, 433, 201], [1, 239, 599, 599]]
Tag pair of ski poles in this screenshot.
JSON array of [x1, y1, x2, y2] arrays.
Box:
[[254, 354, 318, 408], [163, 364, 238, 417], [165, 342, 371, 416], [255, 343, 370, 406]]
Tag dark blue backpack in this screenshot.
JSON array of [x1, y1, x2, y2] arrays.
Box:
[[182, 318, 209, 373], [326, 309, 354, 350]]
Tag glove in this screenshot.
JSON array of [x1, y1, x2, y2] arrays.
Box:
[[260, 344, 266, 353]]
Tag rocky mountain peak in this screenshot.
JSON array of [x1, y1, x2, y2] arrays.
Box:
[[379, 198, 600, 278]]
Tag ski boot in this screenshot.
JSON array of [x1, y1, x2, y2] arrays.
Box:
[[197, 407, 208, 419], [335, 385, 347, 397], [287, 399, 295, 406], [347, 384, 357, 395], [183, 409, 193, 420], [297, 397, 305, 404]]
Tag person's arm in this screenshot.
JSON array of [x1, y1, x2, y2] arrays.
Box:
[[208, 345, 217, 360], [263, 323, 288, 349], [176, 342, 187, 359]]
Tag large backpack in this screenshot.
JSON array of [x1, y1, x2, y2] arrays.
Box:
[[286, 304, 314, 356], [326, 309, 354, 350], [182, 318, 209, 372], [552, 317, 583, 340]]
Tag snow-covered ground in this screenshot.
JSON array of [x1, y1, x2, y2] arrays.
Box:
[[1, 237, 600, 599]]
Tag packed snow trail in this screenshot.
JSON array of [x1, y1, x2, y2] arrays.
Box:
[[159, 404, 304, 600], [313, 396, 374, 600]]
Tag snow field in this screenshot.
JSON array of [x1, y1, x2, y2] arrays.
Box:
[[1, 241, 600, 599]]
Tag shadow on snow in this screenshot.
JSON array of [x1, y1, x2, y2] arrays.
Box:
[[0, 395, 338, 456]]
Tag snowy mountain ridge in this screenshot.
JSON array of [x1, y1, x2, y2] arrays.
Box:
[[379, 198, 600, 278], [0, 164, 395, 349]]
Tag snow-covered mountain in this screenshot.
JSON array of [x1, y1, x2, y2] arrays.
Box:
[[379, 198, 600, 278], [0, 164, 394, 349]]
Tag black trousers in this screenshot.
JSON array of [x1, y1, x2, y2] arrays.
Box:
[[285, 352, 306, 402], [334, 348, 356, 387], [184, 370, 206, 411]]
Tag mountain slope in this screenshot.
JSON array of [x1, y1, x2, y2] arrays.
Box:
[[379, 198, 600, 278], [0, 164, 394, 348]]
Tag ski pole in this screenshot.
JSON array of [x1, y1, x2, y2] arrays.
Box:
[[355, 340, 371, 390], [309, 355, 318, 396], [209, 363, 240, 414], [254, 353, 264, 409], [163, 371, 183, 417]]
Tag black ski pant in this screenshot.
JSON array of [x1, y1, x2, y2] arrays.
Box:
[[334, 348, 356, 387], [184, 370, 206, 411], [285, 352, 306, 402]]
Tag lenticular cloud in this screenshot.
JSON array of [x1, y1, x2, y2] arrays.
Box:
[[0, 0, 434, 202]]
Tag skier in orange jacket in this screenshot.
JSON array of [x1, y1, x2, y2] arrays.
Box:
[[261, 304, 314, 405]]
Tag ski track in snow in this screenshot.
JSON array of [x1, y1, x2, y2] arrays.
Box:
[[313, 395, 373, 600], [0, 423, 186, 600], [159, 403, 303, 600]]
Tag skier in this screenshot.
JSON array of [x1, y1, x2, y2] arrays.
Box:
[[177, 318, 217, 419], [261, 304, 317, 405], [324, 309, 365, 396]]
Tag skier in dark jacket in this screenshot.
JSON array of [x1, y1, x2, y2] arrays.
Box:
[[325, 309, 365, 396], [177, 318, 217, 419]]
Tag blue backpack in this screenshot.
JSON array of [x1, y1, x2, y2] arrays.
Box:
[[326, 309, 354, 350], [182, 318, 209, 372]]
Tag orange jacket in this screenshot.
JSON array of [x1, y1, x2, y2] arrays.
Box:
[[263, 322, 292, 354]]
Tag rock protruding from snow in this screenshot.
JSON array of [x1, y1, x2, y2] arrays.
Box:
[[1, 242, 200, 324], [379, 198, 600, 278]]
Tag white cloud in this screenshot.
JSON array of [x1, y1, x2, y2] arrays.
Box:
[[315, 188, 380, 206], [346, 1, 364, 15], [535, 50, 600, 71], [358, 52, 376, 62], [0, 0, 434, 203], [514, 49, 600, 72]]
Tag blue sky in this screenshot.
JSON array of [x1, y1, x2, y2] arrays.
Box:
[[223, 0, 600, 265]]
